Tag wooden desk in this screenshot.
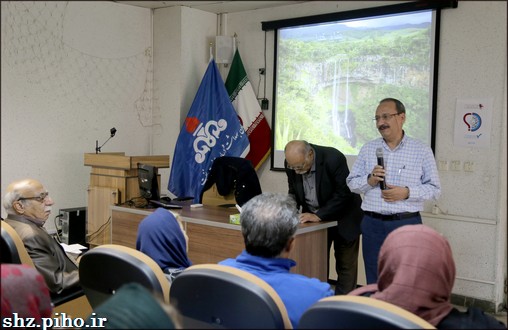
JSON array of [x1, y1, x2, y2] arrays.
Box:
[[110, 204, 336, 281]]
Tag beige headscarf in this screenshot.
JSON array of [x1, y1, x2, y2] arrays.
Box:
[[350, 224, 455, 326]]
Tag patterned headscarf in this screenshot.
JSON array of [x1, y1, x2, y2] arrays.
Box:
[[1, 264, 52, 324], [350, 224, 455, 326], [136, 208, 192, 271]]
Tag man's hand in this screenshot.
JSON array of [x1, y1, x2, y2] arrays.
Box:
[[382, 184, 410, 202], [299, 212, 321, 223], [368, 165, 386, 187]]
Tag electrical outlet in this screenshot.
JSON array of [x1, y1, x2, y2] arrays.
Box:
[[438, 160, 448, 171], [259, 68, 265, 75], [463, 161, 475, 172], [450, 160, 461, 171]]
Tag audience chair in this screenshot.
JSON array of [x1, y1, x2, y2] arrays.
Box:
[[78, 244, 170, 308], [1, 220, 92, 318], [169, 263, 292, 329], [298, 295, 436, 329], [1, 220, 36, 266]]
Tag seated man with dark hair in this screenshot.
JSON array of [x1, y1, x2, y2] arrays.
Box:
[[219, 192, 333, 328], [2, 178, 80, 294]]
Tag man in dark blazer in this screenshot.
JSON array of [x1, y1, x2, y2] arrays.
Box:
[[284, 140, 363, 295]]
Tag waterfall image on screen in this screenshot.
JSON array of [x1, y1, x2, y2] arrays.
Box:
[[272, 10, 436, 168]]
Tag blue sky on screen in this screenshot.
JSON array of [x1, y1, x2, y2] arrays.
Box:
[[343, 11, 431, 28], [281, 11, 431, 39]]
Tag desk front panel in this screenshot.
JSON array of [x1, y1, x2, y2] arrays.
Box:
[[111, 209, 146, 249], [111, 205, 333, 281], [186, 223, 244, 264], [290, 229, 328, 280]]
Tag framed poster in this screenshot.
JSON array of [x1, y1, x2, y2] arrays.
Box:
[[453, 98, 493, 148]]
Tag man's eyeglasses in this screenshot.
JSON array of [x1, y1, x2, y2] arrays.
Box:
[[287, 152, 311, 171], [287, 162, 306, 171], [374, 113, 400, 122], [18, 191, 49, 203]]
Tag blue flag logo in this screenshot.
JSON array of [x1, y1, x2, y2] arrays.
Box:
[[168, 59, 250, 202]]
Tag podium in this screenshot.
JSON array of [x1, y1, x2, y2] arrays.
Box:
[[84, 153, 170, 247]]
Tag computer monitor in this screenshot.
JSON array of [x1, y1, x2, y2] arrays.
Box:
[[137, 163, 159, 201]]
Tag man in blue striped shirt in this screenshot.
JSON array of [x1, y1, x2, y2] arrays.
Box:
[[347, 98, 441, 284]]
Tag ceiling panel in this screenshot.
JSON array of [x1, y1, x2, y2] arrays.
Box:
[[113, 1, 309, 13]]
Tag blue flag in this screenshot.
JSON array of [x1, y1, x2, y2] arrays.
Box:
[[168, 59, 250, 203]]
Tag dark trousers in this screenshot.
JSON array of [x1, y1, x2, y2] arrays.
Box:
[[327, 228, 360, 295], [361, 214, 422, 284]]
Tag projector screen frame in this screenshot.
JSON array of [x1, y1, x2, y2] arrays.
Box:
[[262, 1, 458, 171]]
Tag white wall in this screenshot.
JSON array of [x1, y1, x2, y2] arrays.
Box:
[[152, 6, 218, 194], [1, 2, 152, 228], [153, 1, 506, 309], [426, 1, 507, 307]]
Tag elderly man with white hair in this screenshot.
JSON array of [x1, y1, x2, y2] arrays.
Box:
[[2, 178, 79, 294]]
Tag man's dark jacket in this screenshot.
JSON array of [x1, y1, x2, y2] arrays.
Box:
[[285, 144, 363, 241]]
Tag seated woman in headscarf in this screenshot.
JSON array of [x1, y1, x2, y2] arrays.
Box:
[[349, 224, 506, 329], [1, 264, 52, 326], [136, 208, 192, 283]]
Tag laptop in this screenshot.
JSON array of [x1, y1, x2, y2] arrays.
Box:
[[148, 198, 183, 209]]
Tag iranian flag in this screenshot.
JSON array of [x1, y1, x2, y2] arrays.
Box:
[[225, 49, 271, 170]]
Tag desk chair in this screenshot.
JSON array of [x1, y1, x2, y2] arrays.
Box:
[[200, 156, 262, 207], [169, 264, 292, 329], [201, 183, 236, 207], [298, 295, 436, 329], [1, 220, 92, 318], [78, 244, 170, 308]]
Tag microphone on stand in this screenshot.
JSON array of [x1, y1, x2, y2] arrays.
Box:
[[376, 147, 387, 190], [96, 127, 117, 154]]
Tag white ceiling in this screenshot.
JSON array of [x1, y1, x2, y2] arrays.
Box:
[[113, 1, 309, 13]]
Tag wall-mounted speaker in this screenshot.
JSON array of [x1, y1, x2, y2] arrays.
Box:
[[215, 36, 234, 64]]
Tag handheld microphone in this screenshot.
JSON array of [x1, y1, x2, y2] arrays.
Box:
[[376, 147, 387, 190]]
